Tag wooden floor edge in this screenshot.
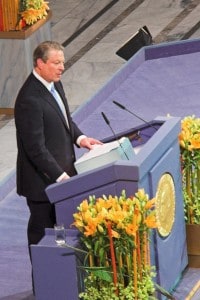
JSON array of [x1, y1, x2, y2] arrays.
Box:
[[185, 279, 200, 300], [0, 108, 14, 115]]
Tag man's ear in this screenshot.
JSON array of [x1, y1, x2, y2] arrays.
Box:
[[37, 58, 45, 69]]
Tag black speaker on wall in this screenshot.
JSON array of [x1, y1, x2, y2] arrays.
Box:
[[116, 25, 153, 61]]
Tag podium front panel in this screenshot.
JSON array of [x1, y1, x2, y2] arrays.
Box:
[[149, 142, 187, 293]]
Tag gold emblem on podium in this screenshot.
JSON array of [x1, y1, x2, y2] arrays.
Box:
[[155, 173, 175, 237]]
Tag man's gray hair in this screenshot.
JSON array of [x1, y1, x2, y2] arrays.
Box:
[[33, 41, 64, 67]]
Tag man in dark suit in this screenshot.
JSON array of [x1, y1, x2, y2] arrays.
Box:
[[14, 41, 102, 250]]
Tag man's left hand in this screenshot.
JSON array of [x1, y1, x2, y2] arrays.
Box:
[[80, 137, 103, 150]]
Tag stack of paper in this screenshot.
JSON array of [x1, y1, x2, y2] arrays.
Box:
[[74, 137, 135, 174]]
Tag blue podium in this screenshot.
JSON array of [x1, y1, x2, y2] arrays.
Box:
[[43, 116, 187, 298]]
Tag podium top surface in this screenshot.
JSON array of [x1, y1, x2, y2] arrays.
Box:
[[72, 38, 200, 147]]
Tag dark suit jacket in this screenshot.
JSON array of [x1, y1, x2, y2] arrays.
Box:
[[14, 73, 83, 202]]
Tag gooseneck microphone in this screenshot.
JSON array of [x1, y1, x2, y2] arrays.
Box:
[[112, 100, 157, 131], [101, 111, 129, 160]]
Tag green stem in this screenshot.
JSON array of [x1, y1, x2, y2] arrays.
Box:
[[186, 167, 192, 223], [197, 163, 200, 197]]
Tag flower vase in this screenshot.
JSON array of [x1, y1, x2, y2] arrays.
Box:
[[186, 224, 200, 268]]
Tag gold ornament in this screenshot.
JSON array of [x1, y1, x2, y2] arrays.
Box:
[[155, 173, 175, 237]]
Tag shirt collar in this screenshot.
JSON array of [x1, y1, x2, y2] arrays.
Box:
[[33, 69, 53, 92]]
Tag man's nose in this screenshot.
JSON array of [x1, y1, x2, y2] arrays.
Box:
[[59, 62, 65, 71]]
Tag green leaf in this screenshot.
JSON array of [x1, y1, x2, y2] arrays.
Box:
[[78, 266, 113, 282], [154, 282, 176, 300], [94, 240, 99, 255]]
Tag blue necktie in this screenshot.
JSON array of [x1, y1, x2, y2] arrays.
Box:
[[50, 84, 69, 127]]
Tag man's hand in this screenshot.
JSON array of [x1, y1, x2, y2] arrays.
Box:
[[56, 172, 70, 182], [80, 137, 103, 150]]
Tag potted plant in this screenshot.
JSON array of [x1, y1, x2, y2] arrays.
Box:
[[72, 189, 158, 299], [179, 115, 200, 267]]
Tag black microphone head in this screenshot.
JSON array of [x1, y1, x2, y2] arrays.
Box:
[[113, 100, 126, 110], [101, 111, 110, 125]]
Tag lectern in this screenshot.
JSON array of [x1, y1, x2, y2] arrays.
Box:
[[43, 116, 187, 298]]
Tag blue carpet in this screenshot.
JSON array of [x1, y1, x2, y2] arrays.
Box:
[[0, 184, 33, 299], [172, 268, 200, 299]]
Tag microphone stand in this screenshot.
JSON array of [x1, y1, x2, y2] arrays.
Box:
[[113, 100, 158, 131], [101, 112, 129, 160]]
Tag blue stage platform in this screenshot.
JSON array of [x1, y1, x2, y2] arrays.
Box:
[[73, 38, 200, 149]]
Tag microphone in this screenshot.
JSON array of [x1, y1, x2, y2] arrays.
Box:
[[101, 111, 129, 160], [113, 100, 157, 131]]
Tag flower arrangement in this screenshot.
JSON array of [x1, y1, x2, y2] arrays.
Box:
[[0, 0, 50, 32], [179, 115, 200, 224], [17, 0, 50, 29], [72, 189, 157, 299]]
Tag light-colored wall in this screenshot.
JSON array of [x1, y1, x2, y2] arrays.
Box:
[[0, 18, 52, 108]]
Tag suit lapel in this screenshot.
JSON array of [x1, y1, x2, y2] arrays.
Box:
[[31, 74, 71, 132]]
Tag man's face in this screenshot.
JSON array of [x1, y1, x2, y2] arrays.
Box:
[[37, 49, 65, 82]]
